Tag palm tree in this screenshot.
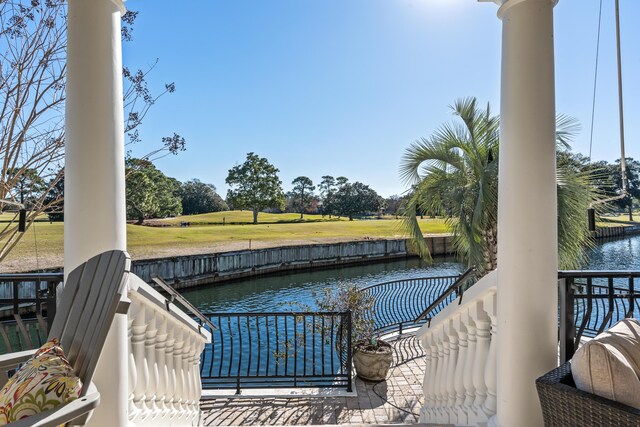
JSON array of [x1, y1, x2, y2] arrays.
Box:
[[400, 97, 597, 274]]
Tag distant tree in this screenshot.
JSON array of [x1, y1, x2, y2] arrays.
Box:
[[291, 176, 315, 219], [5, 168, 47, 208], [318, 175, 337, 217], [126, 159, 182, 224], [180, 179, 228, 215], [556, 152, 640, 220], [610, 158, 640, 221], [44, 172, 65, 222], [335, 181, 382, 220], [384, 195, 406, 216], [225, 153, 286, 224], [336, 176, 349, 186]]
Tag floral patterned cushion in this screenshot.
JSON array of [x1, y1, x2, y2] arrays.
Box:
[[0, 338, 82, 425]]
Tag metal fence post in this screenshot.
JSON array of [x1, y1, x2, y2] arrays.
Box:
[[346, 310, 353, 393], [559, 277, 576, 363], [46, 280, 58, 333]]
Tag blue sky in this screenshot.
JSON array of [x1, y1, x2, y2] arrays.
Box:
[[123, 0, 640, 198]]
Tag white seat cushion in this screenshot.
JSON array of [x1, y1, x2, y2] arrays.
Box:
[[571, 318, 640, 409]]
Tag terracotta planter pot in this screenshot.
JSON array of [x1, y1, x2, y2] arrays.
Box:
[[353, 340, 393, 382]]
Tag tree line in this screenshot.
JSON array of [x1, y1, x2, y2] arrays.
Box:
[[225, 152, 386, 223], [127, 152, 390, 224], [6, 152, 389, 225]]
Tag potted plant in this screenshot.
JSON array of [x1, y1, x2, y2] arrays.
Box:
[[314, 284, 393, 382]]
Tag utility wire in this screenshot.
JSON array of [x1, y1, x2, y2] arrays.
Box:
[[588, 0, 603, 161]]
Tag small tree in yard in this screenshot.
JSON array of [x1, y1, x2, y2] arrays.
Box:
[[335, 181, 383, 220], [318, 175, 337, 217], [225, 153, 286, 224], [291, 176, 315, 219], [180, 179, 228, 215], [126, 159, 182, 224]]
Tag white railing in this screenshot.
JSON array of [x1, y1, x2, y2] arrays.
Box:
[[127, 275, 211, 427], [417, 270, 498, 427]]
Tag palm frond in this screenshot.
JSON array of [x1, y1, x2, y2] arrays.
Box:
[[401, 97, 598, 275]]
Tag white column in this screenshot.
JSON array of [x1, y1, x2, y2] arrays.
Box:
[[65, 0, 128, 425], [494, 0, 558, 426]]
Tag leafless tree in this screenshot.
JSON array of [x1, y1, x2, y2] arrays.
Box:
[[0, 1, 184, 262]]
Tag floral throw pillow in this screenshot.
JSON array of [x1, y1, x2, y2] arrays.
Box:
[[0, 338, 82, 425]]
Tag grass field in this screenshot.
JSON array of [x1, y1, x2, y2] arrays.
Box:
[[1, 211, 450, 272], [150, 211, 347, 225], [598, 212, 640, 228]]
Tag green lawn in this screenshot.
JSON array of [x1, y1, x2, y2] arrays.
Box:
[[598, 212, 640, 228], [151, 211, 345, 225], [1, 211, 451, 271]]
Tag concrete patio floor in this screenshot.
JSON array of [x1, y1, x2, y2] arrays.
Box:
[[200, 335, 427, 426]]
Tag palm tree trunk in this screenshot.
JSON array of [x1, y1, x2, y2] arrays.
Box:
[[483, 223, 498, 273]]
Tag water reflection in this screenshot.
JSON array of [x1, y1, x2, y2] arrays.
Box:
[[584, 234, 640, 271]]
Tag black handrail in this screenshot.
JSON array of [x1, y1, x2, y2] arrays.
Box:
[[151, 275, 217, 333], [359, 275, 461, 335], [414, 266, 477, 323], [559, 270, 640, 278], [558, 270, 640, 363]]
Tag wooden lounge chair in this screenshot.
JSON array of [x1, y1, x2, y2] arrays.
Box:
[[0, 250, 131, 427]]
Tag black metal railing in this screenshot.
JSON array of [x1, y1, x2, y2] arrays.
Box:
[[200, 311, 352, 393], [558, 270, 640, 363], [359, 271, 475, 336], [151, 275, 217, 334], [414, 267, 478, 325], [0, 273, 62, 353]]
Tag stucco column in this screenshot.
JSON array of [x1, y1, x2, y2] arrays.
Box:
[[494, 0, 558, 426], [65, 0, 128, 425]]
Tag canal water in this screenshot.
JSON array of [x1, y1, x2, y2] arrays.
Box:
[[182, 257, 464, 312], [186, 235, 640, 389], [183, 234, 640, 313]]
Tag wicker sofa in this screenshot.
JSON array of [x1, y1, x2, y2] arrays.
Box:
[[536, 361, 640, 427]]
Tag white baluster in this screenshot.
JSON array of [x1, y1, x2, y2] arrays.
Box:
[[416, 272, 498, 427], [462, 310, 477, 420], [131, 302, 149, 420], [428, 334, 440, 422], [483, 291, 498, 418], [173, 328, 186, 417], [420, 332, 434, 422], [434, 328, 446, 423], [470, 300, 491, 423], [191, 336, 205, 422], [453, 314, 468, 425], [155, 315, 169, 421], [126, 277, 210, 426], [181, 328, 193, 419], [128, 298, 142, 423], [186, 332, 199, 420], [444, 319, 459, 423], [144, 307, 159, 420], [165, 323, 177, 419], [423, 332, 439, 422]]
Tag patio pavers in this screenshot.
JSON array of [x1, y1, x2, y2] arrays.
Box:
[[200, 335, 426, 426]]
